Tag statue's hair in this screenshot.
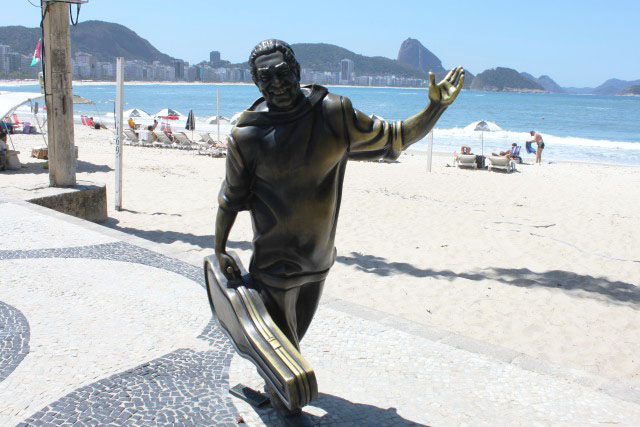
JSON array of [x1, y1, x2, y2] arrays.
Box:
[[248, 39, 300, 83]]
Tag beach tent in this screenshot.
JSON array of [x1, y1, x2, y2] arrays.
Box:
[[0, 91, 45, 121], [205, 115, 230, 125], [155, 108, 184, 120], [123, 108, 151, 118]]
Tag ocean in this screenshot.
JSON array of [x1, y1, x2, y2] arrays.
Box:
[[2, 82, 639, 165]]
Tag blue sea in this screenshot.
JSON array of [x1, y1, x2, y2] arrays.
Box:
[[2, 82, 639, 165]]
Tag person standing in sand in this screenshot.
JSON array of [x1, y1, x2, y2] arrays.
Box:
[[212, 39, 464, 414], [529, 130, 545, 164]]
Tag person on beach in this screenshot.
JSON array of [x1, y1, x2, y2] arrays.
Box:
[[529, 130, 544, 164], [492, 143, 517, 157], [214, 39, 464, 408]]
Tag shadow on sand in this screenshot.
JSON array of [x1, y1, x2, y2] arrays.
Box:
[[103, 219, 251, 251], [248, 392, 427, 426], [8, 160, 112, 175], [337, 252, 640, 307]]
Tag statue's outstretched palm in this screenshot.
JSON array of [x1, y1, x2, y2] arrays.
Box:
[[429, 66, 465, 106]]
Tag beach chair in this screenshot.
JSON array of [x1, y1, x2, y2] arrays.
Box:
[[453, 153, 477, 169], [152, 130, 173, 148], [81, 115, 88, 125], [11, 113, 23, 132], [511, 145, 522, 163], [172, 132, 197, 150], [123, 129, 139, 145], [487, 155, 516, 172], [199, 132, 214, 144]]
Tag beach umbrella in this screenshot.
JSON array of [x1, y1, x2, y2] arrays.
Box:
[[155, 108, 184, 120], [474, 120, 491, 158], [185, 109, 195, 139], [205, 115, 230, 125], [124, 108, 151, 118]]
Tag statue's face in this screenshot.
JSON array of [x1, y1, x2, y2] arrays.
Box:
[[254, 51, 301, 111]]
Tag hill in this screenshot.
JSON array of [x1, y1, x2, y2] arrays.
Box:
[[396, 38, 445, 74], [291, 43, 428, 78], [618, 85, 640, 96], [471, 67, 544, 92], [0, 21, 174, 64], [591, 78, 640, 96], [229, 43, 428, 79], [520, 72, 563, 93]]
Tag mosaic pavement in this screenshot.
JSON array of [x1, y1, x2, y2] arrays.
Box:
[[1, 200, 640, 426]]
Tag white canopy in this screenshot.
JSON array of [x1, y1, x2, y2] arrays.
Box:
[[1, 91, 94, 120], [0, 91, 43, 120], [205, 115, 230, 125]]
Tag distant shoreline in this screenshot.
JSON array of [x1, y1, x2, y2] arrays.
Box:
[[0, 79, 550, 93]]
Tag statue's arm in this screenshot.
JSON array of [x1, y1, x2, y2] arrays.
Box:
[[214, 207, 240, 279], [345, 67, 464, 161], [214, 135, 251, 279], [401, 67, 465, 149]]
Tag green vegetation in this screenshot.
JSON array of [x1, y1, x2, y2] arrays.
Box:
[[229, 43, 427, 78], [470, 67, 544, 91], [0, 21, 174, 64], [291, 43, 427, 78]]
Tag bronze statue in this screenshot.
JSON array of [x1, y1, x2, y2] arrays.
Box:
[[204, 39, 464, 416]]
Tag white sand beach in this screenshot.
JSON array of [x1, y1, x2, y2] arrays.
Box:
[[2, 124, 640, 388]]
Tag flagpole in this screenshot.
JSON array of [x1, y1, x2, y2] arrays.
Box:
[[217, 88, 220, 142]]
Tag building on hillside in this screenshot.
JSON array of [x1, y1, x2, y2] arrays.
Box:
[[340, 58, 354, 84], [172, 59, 185, 80], [209, 51, 221, 63], [0, 44, 12, 74]]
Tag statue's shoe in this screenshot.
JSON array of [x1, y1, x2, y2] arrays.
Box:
[[204, 252, 318, 412]]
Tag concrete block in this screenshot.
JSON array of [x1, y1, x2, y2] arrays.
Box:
[[28, 181, 108, 223]]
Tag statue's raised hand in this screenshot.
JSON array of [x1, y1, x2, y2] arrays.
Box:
[[428, 66, 465, 106]]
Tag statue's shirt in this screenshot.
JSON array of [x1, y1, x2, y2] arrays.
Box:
[[218, 85, 403, 289]]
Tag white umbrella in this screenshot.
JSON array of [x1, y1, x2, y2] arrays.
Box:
[[124, 108, 151, 118], [474, 120, 491, 158], [155, 108, 184, 120], [205, 115, 230, 125]]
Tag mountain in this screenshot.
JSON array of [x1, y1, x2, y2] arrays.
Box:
[[520, 72, 563, 92], [471, 67, 544, 92], [591, 78, 640, 96], [0, 21, 174, 64], [230, 43, 429, 79], [396, 38, 445, 74], [618, 85, 640, 96]]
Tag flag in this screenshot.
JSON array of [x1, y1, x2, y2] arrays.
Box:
[[30, 39, 41, 67]]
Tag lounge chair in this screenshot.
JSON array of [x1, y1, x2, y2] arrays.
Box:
[[487, 155, 516, 172], [199, 132, 214, 144], [152, 130, 173, 147], [123, 129, 139, 145], [453, 153, 477, 169], [172, 132, 197, 150]]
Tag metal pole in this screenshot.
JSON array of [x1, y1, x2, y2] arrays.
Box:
[[216, 88, 220, 142], [115, 57, 124, 211], [43, 0, 76, 187], [426, 130, 434, 172]]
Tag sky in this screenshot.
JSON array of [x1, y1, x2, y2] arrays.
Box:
[[5, 0, 640, 87]]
